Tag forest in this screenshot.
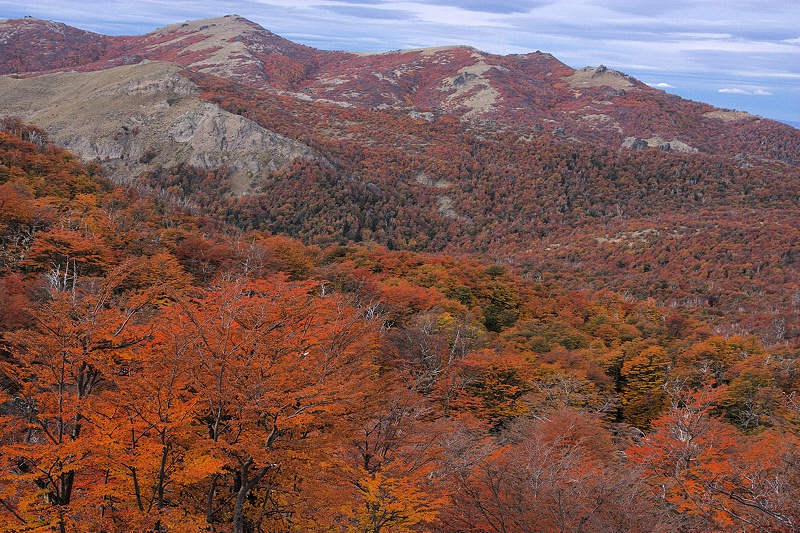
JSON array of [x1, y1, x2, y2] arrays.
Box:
[[165, 72, 799, 346], [1, 117, 799, 533]]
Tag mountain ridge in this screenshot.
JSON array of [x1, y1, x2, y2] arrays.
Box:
[[2, 15, 795, 161]]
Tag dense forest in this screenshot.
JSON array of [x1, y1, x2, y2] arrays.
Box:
[[1, 120, 799, 532], [131, 71, 799, 346]]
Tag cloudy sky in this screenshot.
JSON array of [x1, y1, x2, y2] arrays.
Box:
[[2, 0, 798, 126]]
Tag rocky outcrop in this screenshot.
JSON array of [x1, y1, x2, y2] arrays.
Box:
[[163, 103, 312, 189], [438, 53, 503, 118], [0, 61, 316, 194], [703, 110, 753, 122], [622, 136, 698, 153], [564, 65, 635, 90]]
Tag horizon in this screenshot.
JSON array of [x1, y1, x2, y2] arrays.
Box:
[[1, 1, 798, 128]]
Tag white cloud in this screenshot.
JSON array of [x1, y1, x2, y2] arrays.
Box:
[[672, 32, 732, 39], [719, 88, 773, 96], [648, 82, 676, 88], [728, 71, 800, 80]]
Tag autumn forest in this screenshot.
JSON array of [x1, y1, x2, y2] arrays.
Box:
[[1, 113, 799, 533], [1, 14, 800, 533]]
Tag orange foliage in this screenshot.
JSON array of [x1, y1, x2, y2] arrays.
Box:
[[0, 123, 798, 532]]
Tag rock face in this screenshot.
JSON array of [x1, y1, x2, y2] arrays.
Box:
[[622, 136, 698, 153], [162, 103, 313, 189], [0, 61, 316, 194], [437, 52, 504, 117]]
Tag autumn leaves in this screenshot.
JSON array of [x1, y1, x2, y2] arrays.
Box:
[[0, 274, 381, 532], [1, 119, 800, 532]]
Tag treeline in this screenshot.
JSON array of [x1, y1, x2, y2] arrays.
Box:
[[1, 122, 799, 532]]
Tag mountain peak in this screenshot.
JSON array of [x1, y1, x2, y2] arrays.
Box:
[[564, 65, 639, 90], [354, 44, 477, 57], [146, 15, 270, 39], [0, 17, 108, 75], [0, 16, 88, 32], [129, 15, 318, 89]]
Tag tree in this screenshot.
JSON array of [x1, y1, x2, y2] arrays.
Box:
[[619, 345, 670, 428], [445, 409, 663, 533], [173, 277, 377, 533], [89, 315, 207, 531], [627, 386, 742, 530], [345, 471, 442, 533], [0, 263, 152, 532]]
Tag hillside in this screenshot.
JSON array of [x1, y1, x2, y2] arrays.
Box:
[[1, 118, 799, 533], [0, 15, 798, 345], [0, 61, 317, 193]]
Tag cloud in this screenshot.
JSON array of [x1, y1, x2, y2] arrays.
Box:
[[324, 5, 414, 20], [418, 0, 548, 15], [719, 88, 773, 96], [672, 32, 732, 39], [648, 82, 676, 88]]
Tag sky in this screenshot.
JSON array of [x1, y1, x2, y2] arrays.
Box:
[[2, 1, 799, 127]]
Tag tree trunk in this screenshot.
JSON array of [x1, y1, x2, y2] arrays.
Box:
[[59, 471, 75, 506], [156, 441, 170, 509], [232, 457, 269, 533], [206, 473, 219, 524], [130, 467, 144, 511]]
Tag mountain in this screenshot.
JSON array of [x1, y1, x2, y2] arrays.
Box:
[[0, 16, 798, 343], [2, 16, 797, 161], [1, 18, 800, 533]]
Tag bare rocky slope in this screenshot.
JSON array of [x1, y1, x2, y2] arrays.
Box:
[[0, 60, 316, 193]]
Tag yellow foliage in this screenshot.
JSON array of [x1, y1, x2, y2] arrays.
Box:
[[345, 471, 444, 533]]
